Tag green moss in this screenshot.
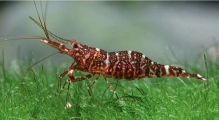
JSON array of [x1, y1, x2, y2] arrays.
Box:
[[0, 50, 218, 120]]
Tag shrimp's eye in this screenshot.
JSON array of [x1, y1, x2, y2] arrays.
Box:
[[73, 44, 78, 48]]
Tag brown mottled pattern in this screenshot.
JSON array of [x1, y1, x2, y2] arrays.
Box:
[[89, 48, 107, 71], [41, 39, 207, 82]]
